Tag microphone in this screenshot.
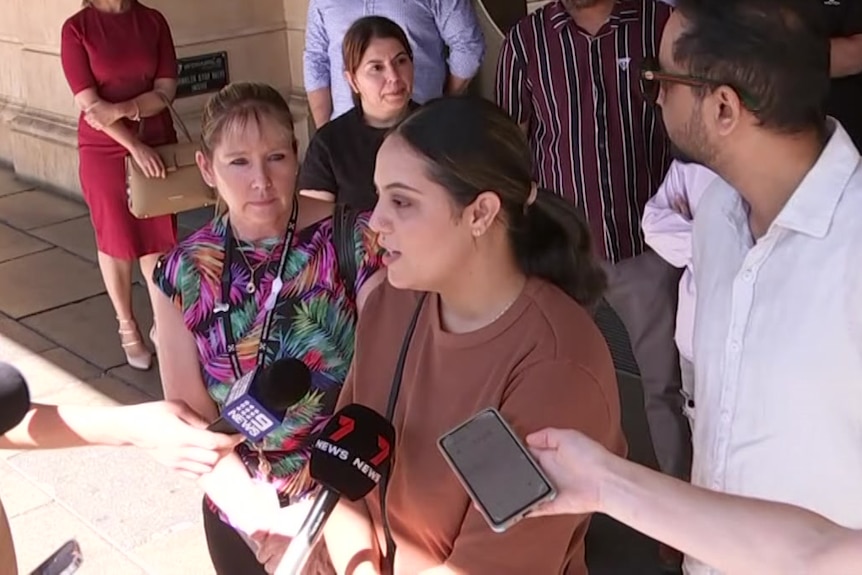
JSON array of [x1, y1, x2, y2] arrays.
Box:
[[277, 403, 395, 575], [207, 358, 311, 441], [0, 362, 30, 436]]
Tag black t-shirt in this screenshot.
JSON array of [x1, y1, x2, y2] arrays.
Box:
[[297, 102, 420, 211], [822, 0, 862, 147]]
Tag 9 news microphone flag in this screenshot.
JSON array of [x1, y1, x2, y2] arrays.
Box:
[[207, 358, 311, 440]]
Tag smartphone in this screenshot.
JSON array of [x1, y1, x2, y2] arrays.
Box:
[[438, 408, 556, 533], [29, 539, 82, 575]]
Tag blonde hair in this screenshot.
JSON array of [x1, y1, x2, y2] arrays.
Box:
[[200, 82, 297, 158], [200, 83, 298, 217]]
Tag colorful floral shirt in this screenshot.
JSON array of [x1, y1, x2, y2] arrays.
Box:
[[154, 211, 382, 501]]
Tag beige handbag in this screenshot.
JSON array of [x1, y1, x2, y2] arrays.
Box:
[[126, 98, 217, 218]]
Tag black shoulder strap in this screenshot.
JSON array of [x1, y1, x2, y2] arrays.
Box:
[[333, 204, 359, 299], [379, 292, 428, 575]]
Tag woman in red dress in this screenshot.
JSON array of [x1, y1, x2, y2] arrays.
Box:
[[61, 0, 179, 371]]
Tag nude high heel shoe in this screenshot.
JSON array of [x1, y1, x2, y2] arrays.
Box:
[[117, 318, 153, 371]]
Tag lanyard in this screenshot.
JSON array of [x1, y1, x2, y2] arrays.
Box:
[[218, 200, 299, 380]]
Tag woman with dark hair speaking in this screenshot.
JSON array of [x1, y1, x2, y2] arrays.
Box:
[[321, 96, 626, 574]]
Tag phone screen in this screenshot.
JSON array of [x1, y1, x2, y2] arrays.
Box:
[[439, 409, 554, 528]]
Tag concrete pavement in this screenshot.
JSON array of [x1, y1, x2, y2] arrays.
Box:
[[0, 166, 214, 574]]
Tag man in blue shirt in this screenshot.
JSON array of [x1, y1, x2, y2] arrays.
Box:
[[303, 0, 485, 127]]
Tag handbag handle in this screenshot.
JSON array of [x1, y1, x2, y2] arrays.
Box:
[[136, 91, 193, 143]]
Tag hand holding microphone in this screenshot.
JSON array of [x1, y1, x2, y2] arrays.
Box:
[[201, 358, 313, 552], [263, 404, 396, 575]]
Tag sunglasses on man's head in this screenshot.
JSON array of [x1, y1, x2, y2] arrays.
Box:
[[639, 57, 759, 110]]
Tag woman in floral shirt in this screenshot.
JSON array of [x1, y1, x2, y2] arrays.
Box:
[[152, 82, 383, 574]]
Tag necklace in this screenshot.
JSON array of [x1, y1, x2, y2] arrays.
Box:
[[491, 293, 519, 324], [234, 242, 276, 294]]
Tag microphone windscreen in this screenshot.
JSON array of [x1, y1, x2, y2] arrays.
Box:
[[259, 358, 312, 410], [310, 403, 395, 501], [0, 362, 30, 436]]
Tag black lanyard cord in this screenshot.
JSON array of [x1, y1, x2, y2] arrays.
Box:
[[218, 199, 299, 379]]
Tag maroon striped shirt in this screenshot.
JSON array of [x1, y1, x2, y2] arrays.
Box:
[[496, 0, 671, 263]]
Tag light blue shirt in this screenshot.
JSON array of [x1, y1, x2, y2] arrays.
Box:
[[304, 0, 485, 121]]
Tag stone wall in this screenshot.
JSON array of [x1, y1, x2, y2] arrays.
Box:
[[0, 0, 531, 198]]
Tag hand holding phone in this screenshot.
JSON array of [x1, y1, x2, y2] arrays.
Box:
[[438, 408, 556, 533]]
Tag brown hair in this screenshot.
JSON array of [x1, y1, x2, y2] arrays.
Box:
[[391, 97, 607, 308], [200, 82, 297, 157], [342, 16, 413, 108]]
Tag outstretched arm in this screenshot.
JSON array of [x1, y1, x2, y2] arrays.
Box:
[[528, 428, 862, 575]]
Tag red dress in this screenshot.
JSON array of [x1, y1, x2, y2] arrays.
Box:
[[61, 1, 178, 259]]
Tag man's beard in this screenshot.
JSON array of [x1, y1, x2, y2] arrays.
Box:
[[670, 104, 718, 170], [670, 144, 698, 165]]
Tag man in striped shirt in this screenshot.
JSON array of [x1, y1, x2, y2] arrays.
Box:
[[496, 0, 690, 512]]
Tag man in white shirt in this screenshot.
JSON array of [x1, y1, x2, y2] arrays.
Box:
[[650, 1, 862, 573], [642, 158, 719, 424]]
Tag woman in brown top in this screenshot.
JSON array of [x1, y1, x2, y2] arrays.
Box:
[[322, 96, 626, 575]]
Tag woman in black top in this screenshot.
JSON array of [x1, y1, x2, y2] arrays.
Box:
[[298, 16, 418, 211]]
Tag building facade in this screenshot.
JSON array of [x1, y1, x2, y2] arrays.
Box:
[[0, 0, 540, 197]]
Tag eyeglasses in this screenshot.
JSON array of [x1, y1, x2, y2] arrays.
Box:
[[639, 57, 759, 110]]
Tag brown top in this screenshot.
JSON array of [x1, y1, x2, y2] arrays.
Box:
[[0, 497, 17, 575], [338, 278, 626, 574]]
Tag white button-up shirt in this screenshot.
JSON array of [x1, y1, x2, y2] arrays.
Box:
[[686, 121, 862, 575]]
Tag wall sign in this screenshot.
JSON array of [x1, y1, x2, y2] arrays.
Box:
[[176, 52, 229, 98]]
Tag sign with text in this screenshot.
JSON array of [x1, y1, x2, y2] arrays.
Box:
[[176, 52, 229, 98]]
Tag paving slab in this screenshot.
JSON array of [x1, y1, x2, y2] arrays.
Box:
[[0, 170, 35, 197], [35, 374, 152, 409], [6, 501, 147, 575], [30, 216, 97, 263], [109, 362, 164, 400], [8, 347, 102, 401], [0, 189, 88, 231], [23, 288, 154, 371], [131, 522, 215, 575], [0, 249, 105, 319], [0, 460, 52, 518], [0, 223, 50, 263], [8, 445, 206, 552], [29, 216, 147, 285], [0, 314, 54, 359]]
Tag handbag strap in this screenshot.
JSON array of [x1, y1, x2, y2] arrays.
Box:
[[136, 91, 193, 143], [333, 204, 358, 300], [379, 292, 428, 575]]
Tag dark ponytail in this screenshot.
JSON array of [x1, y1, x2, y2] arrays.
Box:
[[392, 96, 606, 308], [513, 189, 606, 307]]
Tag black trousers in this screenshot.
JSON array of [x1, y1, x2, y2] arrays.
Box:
[[202, 498, 335, 575], [202, 499, 268, 575]]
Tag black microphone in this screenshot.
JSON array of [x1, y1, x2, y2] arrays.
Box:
[[207, 358, 311, 441], [278, 403, 395, 575], [0, 362, 30, 436]]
